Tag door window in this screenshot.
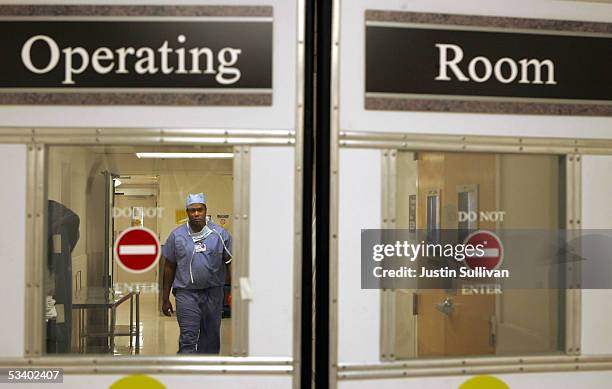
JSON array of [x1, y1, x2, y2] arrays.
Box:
[[390, 151, 565, 358], [44, 145, 236, 355]]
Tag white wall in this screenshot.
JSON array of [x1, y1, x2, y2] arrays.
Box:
[[580, 155, 612, 355], [0, 145, 295, 387], [0, 0, 297, 131], [249, 147, 294, 356], [0, 0, 300, 367], [339, 371, 612, 389], [336, 0, 612, 371], [13, 370, 612, 389], [339, 0, 612, 139], [338, 149, 381, 362], [158, 172, 233, 243], [0, 146, 296, 358], [0, 144, 26, 357], [17, 374, 291, 389], [336, 151, 612, 388], [338, 155, 612, 389]]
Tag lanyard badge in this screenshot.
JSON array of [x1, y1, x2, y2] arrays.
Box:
[[195, 241, 207, 253]]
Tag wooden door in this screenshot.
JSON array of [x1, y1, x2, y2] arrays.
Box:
[[416, 291, 495, 356], [415, 152, 497, 357]]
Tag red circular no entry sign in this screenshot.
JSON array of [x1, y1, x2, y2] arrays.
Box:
[[114, 227, 160, 273], [463, 230, 504, 271]]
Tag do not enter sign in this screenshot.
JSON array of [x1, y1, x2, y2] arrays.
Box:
[[114, 227, 160, 273], [463, 230, 504, 271]]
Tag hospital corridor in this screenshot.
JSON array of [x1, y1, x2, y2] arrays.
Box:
[[45, 146, 235, 356]]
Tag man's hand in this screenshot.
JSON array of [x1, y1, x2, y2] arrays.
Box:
[[162, 300, 174, 316], [162, 258, 177, 317]]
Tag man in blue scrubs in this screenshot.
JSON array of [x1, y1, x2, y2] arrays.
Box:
[[161, 193, 232, 354]]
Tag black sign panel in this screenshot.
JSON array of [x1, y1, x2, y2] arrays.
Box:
[[0, 20, 272, 89], [366, 25, 612, 102]]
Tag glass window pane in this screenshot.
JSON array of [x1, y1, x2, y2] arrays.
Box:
[[391, 151, 564, 359], [44, 145, 236, 355]]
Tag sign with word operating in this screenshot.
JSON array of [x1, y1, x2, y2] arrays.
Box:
[[365, 11, 612, 115], [0, 5, 273, 105]]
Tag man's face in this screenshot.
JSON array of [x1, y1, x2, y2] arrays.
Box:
[[187, 203, 207, 228]]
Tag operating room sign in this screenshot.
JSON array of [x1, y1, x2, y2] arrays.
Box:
[[0, 5, 273, 105], [365, 10, 612, 116]]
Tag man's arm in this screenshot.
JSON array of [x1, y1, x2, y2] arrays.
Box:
[[162, 258, 176, 316]]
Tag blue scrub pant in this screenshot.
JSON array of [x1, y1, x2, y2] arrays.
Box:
[[174, 287, 224, 354]]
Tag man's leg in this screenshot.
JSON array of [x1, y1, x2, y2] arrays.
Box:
[[174, 290, 201, 354], [196, 287, 223, 354]]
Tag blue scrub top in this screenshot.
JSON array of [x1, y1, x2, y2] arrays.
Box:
[[163, 222, 232, 290]]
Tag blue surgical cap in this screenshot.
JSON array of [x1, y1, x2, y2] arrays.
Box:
[[186, 193, 206, 207]]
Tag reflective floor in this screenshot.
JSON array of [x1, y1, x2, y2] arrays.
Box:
[[112, 284, 232, 355]]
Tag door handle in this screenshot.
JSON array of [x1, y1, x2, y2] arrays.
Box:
[[489, 316, 497, 347], [75, 270, 82, 292], [435, 296, 454, 316]]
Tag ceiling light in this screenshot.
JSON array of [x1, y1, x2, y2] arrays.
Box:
[[136, 152, 234, 159]]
